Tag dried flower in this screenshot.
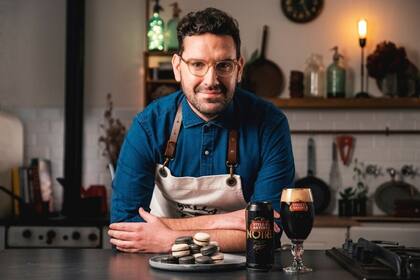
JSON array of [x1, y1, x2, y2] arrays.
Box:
[[98, 93, 126, 167], [367, 41, 409, 80]]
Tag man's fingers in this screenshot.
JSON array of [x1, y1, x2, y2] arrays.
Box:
[[110, 238, 134, 249], [109, 222, 141, 231], [273, 210, 280, 219], [108, 229, 137, 241], [116, 246, 143, 253]]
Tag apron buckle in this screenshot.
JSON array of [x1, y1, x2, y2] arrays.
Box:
[[159, 157, 171, 177], [226, 162, 237, 187]]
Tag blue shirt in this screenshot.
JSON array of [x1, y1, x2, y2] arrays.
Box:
[[111, 88, 295, 222]]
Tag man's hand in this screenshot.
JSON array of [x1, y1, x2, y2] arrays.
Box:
[[108, 208, 176, 253]]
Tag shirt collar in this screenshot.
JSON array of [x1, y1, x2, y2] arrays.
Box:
[[181, 93, 236, 129]]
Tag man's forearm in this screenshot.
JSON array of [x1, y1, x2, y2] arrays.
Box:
[[161, 209, 245, 231]]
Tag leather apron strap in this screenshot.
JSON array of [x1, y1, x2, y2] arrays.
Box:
[[159, 103, 239, 186]]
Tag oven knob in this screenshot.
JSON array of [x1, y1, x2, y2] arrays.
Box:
[[22, 229, 32, 239], [46, 230, 56, 244], [88, 233, 98, 242], [72, 231, 81, 240]]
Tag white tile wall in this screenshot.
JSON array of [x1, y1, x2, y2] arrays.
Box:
[[284, 109, 420, 215], [5, 106, 420, 215]]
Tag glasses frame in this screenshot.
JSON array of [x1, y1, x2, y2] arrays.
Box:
[[178, 55, 239, 78]]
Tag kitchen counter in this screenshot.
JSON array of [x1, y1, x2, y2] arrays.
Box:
[[314, 215, 420, 227], [0, 249, 357, 280]]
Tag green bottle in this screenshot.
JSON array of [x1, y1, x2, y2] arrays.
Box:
[[147, 0, 165, 51], [165, 3, 181, 52], [327, 46, 346, 98]]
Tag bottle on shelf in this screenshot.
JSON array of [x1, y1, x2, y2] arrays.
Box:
[[327, 46, 346, 98], [147, 0, 165, 51], [165, 2, 181, 52], [304, 54, 325, 98]]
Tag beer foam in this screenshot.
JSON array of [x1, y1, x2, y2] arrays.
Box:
[[280, 188, 313, 203]]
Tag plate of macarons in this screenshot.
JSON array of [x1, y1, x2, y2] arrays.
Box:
[[149, 232, 246, 271]]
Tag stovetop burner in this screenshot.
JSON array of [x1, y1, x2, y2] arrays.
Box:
[[326, 238, 420, 280]]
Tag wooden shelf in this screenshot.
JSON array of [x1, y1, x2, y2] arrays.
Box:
[[265, 97, 420, 109], [146, 79, 178, 84]]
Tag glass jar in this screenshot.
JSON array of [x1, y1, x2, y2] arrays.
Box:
[[304, 54, 325, 98]]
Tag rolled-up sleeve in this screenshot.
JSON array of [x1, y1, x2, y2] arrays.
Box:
[[111, 117, 156, 223]]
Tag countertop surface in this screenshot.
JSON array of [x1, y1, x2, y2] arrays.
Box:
[[0, 249, 357, 280]]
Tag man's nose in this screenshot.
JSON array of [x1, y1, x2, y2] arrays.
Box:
[[203, 65, 219, 86]]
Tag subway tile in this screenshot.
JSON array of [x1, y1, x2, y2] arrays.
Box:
[[374, 110, 401, 121], [345, 111, 375, 121], [292, 111, 321, 121], [51, 147, 64, 160], [51, 120, 64, 134], [308, 120, 335, 130], [333, 121, 361, 130], [37, 108, 62, 121], [24, 120, 50, 133], [36, 133, 62, 148], [288, 119, 309, 130], [401, 110, 420, 120], [319, 111, 347, 121]]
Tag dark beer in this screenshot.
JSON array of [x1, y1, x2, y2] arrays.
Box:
[[246, 201, 274, 271], [280, 188, 314, 273], [280, 201, 314, 240]]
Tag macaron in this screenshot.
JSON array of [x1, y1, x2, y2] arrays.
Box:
[[171, 243, 190, 258], [193, 232, 210, 246], [160, 255, 178, 264], [195, 255, 213, 264], [211, 252, 224, 263], [201, 244, 218, 256], [189, 243, 201, 254], [178, 255, 195, 264], [175, 236, 193, 245], [193, 253, 203, 258]]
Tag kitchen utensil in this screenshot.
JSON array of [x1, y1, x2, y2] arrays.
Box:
[[374, 168, 420, 215], [0, 111, 24, 219], [149, 253, 245, 271], [336, 135, 354, 165], [241, 25, 284, 97], [294, 138, 331, 214], [329, 141, 341, 190]]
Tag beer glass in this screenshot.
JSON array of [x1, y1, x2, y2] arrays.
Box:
[[280, 188, 314, 273]]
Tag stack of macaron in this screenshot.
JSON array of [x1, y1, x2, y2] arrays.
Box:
[[161, 232, 224, 264]]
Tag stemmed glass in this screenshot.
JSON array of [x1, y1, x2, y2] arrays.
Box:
[[280, 188, 315, 273]]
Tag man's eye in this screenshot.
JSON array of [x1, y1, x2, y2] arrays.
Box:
[[190, 61, 206, 69], [217, 61, 233, 71]]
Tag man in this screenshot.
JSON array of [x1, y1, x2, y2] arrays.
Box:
[[108, 7, 294, 253]]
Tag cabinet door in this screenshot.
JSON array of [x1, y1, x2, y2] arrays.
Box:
[[281, 227, 347, 250], [349, 223, 420, 247]]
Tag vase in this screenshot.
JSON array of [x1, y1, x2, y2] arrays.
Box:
[[380, 73, 398, 97]]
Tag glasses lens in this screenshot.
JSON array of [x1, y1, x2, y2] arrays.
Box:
[[187, 60, 207, 76], [215, 61, 235, 76]]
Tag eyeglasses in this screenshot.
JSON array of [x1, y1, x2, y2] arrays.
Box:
[[179, 56, 238, 77]]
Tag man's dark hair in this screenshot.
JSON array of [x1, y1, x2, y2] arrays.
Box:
[[177, 8, 241, 58]]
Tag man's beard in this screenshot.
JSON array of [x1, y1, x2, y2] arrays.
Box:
[[184, 83, 233, 119]]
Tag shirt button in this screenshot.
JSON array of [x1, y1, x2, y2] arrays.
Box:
[[203, 125, 209, 132], [204, 150, 210, 156]]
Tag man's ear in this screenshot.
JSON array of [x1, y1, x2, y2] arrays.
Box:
[[237, 56, 245, 83], [172, 54, 181, 82]]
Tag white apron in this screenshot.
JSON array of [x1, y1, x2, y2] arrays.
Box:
[[149, 104, 247, 217]]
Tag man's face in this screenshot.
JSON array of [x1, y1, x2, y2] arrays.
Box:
[[172, 33, 244, 120]]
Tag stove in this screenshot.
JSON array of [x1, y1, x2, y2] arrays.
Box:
[[326, 238, 420, 280], [0, 218, 111, 249]]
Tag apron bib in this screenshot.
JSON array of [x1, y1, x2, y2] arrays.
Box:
[[149, 104, 247, 217]]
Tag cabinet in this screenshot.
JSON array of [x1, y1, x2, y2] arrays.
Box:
[[143, 51, 179, 105]]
